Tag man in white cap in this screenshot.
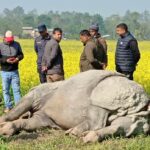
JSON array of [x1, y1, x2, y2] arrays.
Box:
[[0, 30, 24, 113]]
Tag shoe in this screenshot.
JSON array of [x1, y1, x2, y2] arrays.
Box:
[[4, 108, 11, 113]]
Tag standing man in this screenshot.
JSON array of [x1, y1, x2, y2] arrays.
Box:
[[34, 24, 51, 83], [0, 31, 24, 113], [42, 28, 64, 82], [89, 23, 108, 68], [115, 23, 140, 80], [79, 30, 106, 72]]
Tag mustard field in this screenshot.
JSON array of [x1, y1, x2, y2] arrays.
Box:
[[16, 39, 150, 95], [0, 39, 150, 106]]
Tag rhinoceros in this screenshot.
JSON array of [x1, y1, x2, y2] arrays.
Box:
[[0, 70, 149, 143]]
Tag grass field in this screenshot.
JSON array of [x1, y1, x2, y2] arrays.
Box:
[[0, 39, 150, 150]]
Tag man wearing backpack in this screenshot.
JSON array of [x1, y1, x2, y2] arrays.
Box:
[[89, 23, 108, 69]]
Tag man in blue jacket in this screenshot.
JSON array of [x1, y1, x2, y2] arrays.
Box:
[[34, 24, 51, 83], [0, 31, 24, 113], [115, 23, 140, 80]]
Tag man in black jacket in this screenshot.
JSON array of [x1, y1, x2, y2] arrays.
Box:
[[34, 24, 51, 83], [115, 23, 140, 80], [0, 30, 24, 112]]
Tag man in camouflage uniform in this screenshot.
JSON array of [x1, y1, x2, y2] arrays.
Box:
[[89, 23, 108, 68], [80, 30, 107, 72]]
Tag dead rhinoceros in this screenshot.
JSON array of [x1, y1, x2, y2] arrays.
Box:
[[0, 70, 149, 143]]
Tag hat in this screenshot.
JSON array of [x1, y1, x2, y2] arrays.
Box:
[[5, 30, 13, 37], [37, 24, 47, 32], [4, 30, 14, 42], [89, 23, 99, 31]]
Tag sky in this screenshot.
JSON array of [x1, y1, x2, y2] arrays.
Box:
[[0, 0, 150, 17]]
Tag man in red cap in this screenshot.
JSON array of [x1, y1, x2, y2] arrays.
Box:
[[0, 30, 24, 113]]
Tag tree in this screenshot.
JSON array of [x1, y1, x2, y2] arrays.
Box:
[[0, 7, 150, 40], [23, 15, 36, 27], [123, 11, 141, 38], [105, 14, 122, 39], [37, 14, 51, 28]]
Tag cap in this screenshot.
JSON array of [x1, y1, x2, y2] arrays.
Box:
[[4, 30, 14, 42], [5, 30, 13, 37], [89, 23, 99, 31], [37, 24, 47, 32]]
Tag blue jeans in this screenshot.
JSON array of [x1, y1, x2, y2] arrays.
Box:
[[1, 70, 21, 109]]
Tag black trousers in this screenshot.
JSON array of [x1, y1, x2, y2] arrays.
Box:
[[37, 67, 47, 83], [116, 66, 134, 80]]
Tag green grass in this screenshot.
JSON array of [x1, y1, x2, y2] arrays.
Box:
[[0, 131, 150, 150]]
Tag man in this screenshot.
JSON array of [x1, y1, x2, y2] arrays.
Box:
[[79, 30, 107, 72], [0, 30, 24, 113], [34, 24, 51, 83], [89, 23, 108, 68], [115, 23, 140, 80], [42, 28, 64, 82]]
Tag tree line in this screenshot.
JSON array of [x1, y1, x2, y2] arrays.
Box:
[[0, 6, 150, 40]]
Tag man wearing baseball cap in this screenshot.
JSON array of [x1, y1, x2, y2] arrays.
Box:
[[0, 30, 24, 113], [34, 24, 51, 83], [89, 23, 108, 69]]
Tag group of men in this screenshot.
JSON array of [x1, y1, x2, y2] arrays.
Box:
[[0, 22, 140, 113], [35, 23, 140, 83], [35, 23, 108, 84]]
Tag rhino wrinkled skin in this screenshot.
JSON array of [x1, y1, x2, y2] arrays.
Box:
[[0, 70, 149, 143]]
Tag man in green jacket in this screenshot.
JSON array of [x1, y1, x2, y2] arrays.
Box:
[[79, 30, 106, 72], [89, 23, 108, 68]]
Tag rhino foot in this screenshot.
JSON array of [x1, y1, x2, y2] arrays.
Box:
[[0, 117, 6, 124], [65, 127, 82, 137], [65, 121, 90, 137], [82, 131, 99, 143], [0, 122, 17, 136]]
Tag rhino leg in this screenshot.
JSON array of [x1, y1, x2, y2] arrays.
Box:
[[0, 83, 58, 124], [126, 119, 149, 137], [82, 117, 132, 143], [0, 93, 35, 124], [19, 111, 62, 131], [66, 106, 109, 137], [0, 111, 61, 136]]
